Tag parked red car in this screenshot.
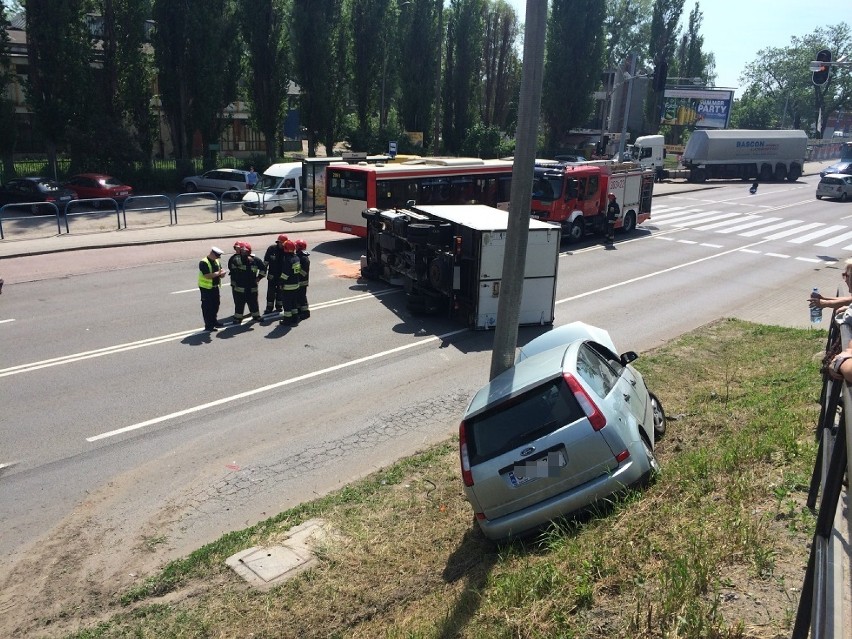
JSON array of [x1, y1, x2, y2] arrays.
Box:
[[64, 173, 133, 205]]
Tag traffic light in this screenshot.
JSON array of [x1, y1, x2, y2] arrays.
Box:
[[812, 49, 831, 86]]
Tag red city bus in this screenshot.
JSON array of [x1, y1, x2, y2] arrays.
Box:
[[325, 157, 515, 237]]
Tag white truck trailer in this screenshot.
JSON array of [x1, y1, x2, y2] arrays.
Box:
[[360, 204, 560, 329], [631, 129, 808, 183]]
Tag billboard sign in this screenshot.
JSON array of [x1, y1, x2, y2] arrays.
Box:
[[660, 88, 734, 129]]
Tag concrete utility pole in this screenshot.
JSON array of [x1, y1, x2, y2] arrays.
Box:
[[489, 0, 548, 381]]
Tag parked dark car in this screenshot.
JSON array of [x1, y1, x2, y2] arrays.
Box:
[[0, 177, 78, 215], [64, 173, 133, 206]]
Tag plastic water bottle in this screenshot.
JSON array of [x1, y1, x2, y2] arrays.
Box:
[[810, 288, 823, 324]]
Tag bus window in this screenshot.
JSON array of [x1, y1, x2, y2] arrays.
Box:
[[450, 178, 474, 203], [497, 176, 512, 203], [376, 179, 417, 208], [328, 170, 367, 200], [420, 178, 451, 204]]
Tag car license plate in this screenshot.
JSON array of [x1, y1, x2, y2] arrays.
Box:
[[118, 191, 128, 196], [60, 196, 71, 200], [507, 450, 567, 487]]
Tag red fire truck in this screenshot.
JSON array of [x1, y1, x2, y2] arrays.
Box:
[[530, 161, 654, 242]]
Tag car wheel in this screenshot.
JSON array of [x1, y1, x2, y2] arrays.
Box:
[[641, 432, 661, 476], [184, 182, 198, 193], [816, 195, 822, 200], [650, 393, 666, 439]]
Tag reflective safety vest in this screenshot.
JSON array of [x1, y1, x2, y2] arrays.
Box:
[[279, 254, 302, 291], [198, 257, 221, 289]]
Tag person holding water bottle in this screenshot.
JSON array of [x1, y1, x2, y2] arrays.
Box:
[[809, 258, 852, 322]]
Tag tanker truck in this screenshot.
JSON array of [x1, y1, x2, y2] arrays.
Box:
[[631, 129, 808, 183]]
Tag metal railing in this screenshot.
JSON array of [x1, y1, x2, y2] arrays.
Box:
[[793, 314, 851, 638], [0, 191, 249, 240]]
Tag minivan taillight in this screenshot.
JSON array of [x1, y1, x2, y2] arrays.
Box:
[[459, 421, 474, 486], [563, 373, 606, 431]]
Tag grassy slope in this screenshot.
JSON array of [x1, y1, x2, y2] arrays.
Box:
[[68, 319, 826, 639]]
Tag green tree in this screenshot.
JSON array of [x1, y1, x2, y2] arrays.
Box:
[[442, 0, 485, 155], [76, 0, 154, 169], [291, 0, 348, 156], [644, 0, 685, 132], [481, 0, 520, 132], [541, 0, 606, 152], [152, 0, 240, 160], [604, 0, 652, 68], [739, 24, 851, 138], [671, 1, 714, 85], [0, 0, 17, 177], [350, 0, 392, 136], [24, 0, 93, 171], [397, 0, 441, 149], [239, 0, 290, 161], [729, 85, 777, 129]]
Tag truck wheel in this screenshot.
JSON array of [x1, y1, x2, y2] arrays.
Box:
[[788, 163, 802, 181], [620, 211, 636, 234], [759, 164, 772, 182], [816, 195, 822, 200], [566, 218, 584, 243], [774, 164, 787, 181], [691, 168, 706, 183]]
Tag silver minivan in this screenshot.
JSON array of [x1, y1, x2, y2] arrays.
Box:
[[182, 169, 250, 197], [241, 162, 302, 215], [459, 323, 665, 541]]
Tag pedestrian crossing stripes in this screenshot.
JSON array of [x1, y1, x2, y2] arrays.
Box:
[[650, 205, 852, 251]]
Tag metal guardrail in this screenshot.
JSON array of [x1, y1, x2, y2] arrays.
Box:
[[0, 201, 62, 239], [794, 314, 850, 638], [0, 191, 245, 239]]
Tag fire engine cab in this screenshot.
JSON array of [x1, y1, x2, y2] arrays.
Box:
[[531, 161, 654, 242]]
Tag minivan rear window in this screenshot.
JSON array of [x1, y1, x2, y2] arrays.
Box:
[[465, 376, 585, 464]]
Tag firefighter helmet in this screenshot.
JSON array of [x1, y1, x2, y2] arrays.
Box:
[[277, 234, 289, 244], [282, 240, 296, 253], [242, 241, 252, 253], [295, 239, 307, 251], [233, 240, 244, 252], [608, 193, 616, 200]]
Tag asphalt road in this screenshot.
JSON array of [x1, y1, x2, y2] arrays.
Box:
[[0, 173, 845, 628]]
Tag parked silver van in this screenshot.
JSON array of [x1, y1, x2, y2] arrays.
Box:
[[241, 162, 302, 215]]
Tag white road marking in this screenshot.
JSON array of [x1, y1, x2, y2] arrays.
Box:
[[816, 230, 852, 247], [0, 289, 402, 378], [86, 327, 468, 442], [765, 253, 790, 259], [787, 225, 846, 244], [0, 318, 14, 324], [739, 219, 802, 236]]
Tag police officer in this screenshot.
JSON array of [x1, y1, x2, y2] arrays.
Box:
[[263, 234, 288, 314], [278, 240, 302, 326], [228, 241, 266, 324], [295, 239, 311, 320], [605, 193, 620, 244], [199, 246, 226, 332]]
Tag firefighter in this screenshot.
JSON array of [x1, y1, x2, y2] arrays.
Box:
[[263, 234, 288, 314], [605, 193, 620, 244], [295, 239, 311, 320], [229, 241, 266, 324], [198, 246, 226, 332], [278, 240, 302, 326]]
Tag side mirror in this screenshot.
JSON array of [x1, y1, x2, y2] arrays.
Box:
[[620, 351, 638, 365]]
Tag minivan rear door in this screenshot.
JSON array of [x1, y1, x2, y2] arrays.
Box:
[[464, 374, 619, 521]]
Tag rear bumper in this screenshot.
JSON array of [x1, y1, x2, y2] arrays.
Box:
[[472, 453, 648, 541]]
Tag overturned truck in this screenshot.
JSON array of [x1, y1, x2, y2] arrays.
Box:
[[360, 204, 560, 330]]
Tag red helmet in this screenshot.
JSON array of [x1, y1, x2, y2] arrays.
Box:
[[608, 193, 616, 200], [295, 239, 307, 251], [233, 240, 244, 252], [282, 240, 296, 253], [277, 234, 289, 244], [242, 241, 252, 253]]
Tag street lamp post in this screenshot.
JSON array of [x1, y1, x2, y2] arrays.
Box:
[[617, 54, 638, 159]]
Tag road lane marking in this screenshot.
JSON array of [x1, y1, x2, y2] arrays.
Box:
[[86, 327, 468, 442], [556, 237, 775, 305], [0, 289, 403, 378], [0, 318, 14, 324]]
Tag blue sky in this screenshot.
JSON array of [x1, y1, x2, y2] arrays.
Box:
[[505, 0, 833, 97]]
